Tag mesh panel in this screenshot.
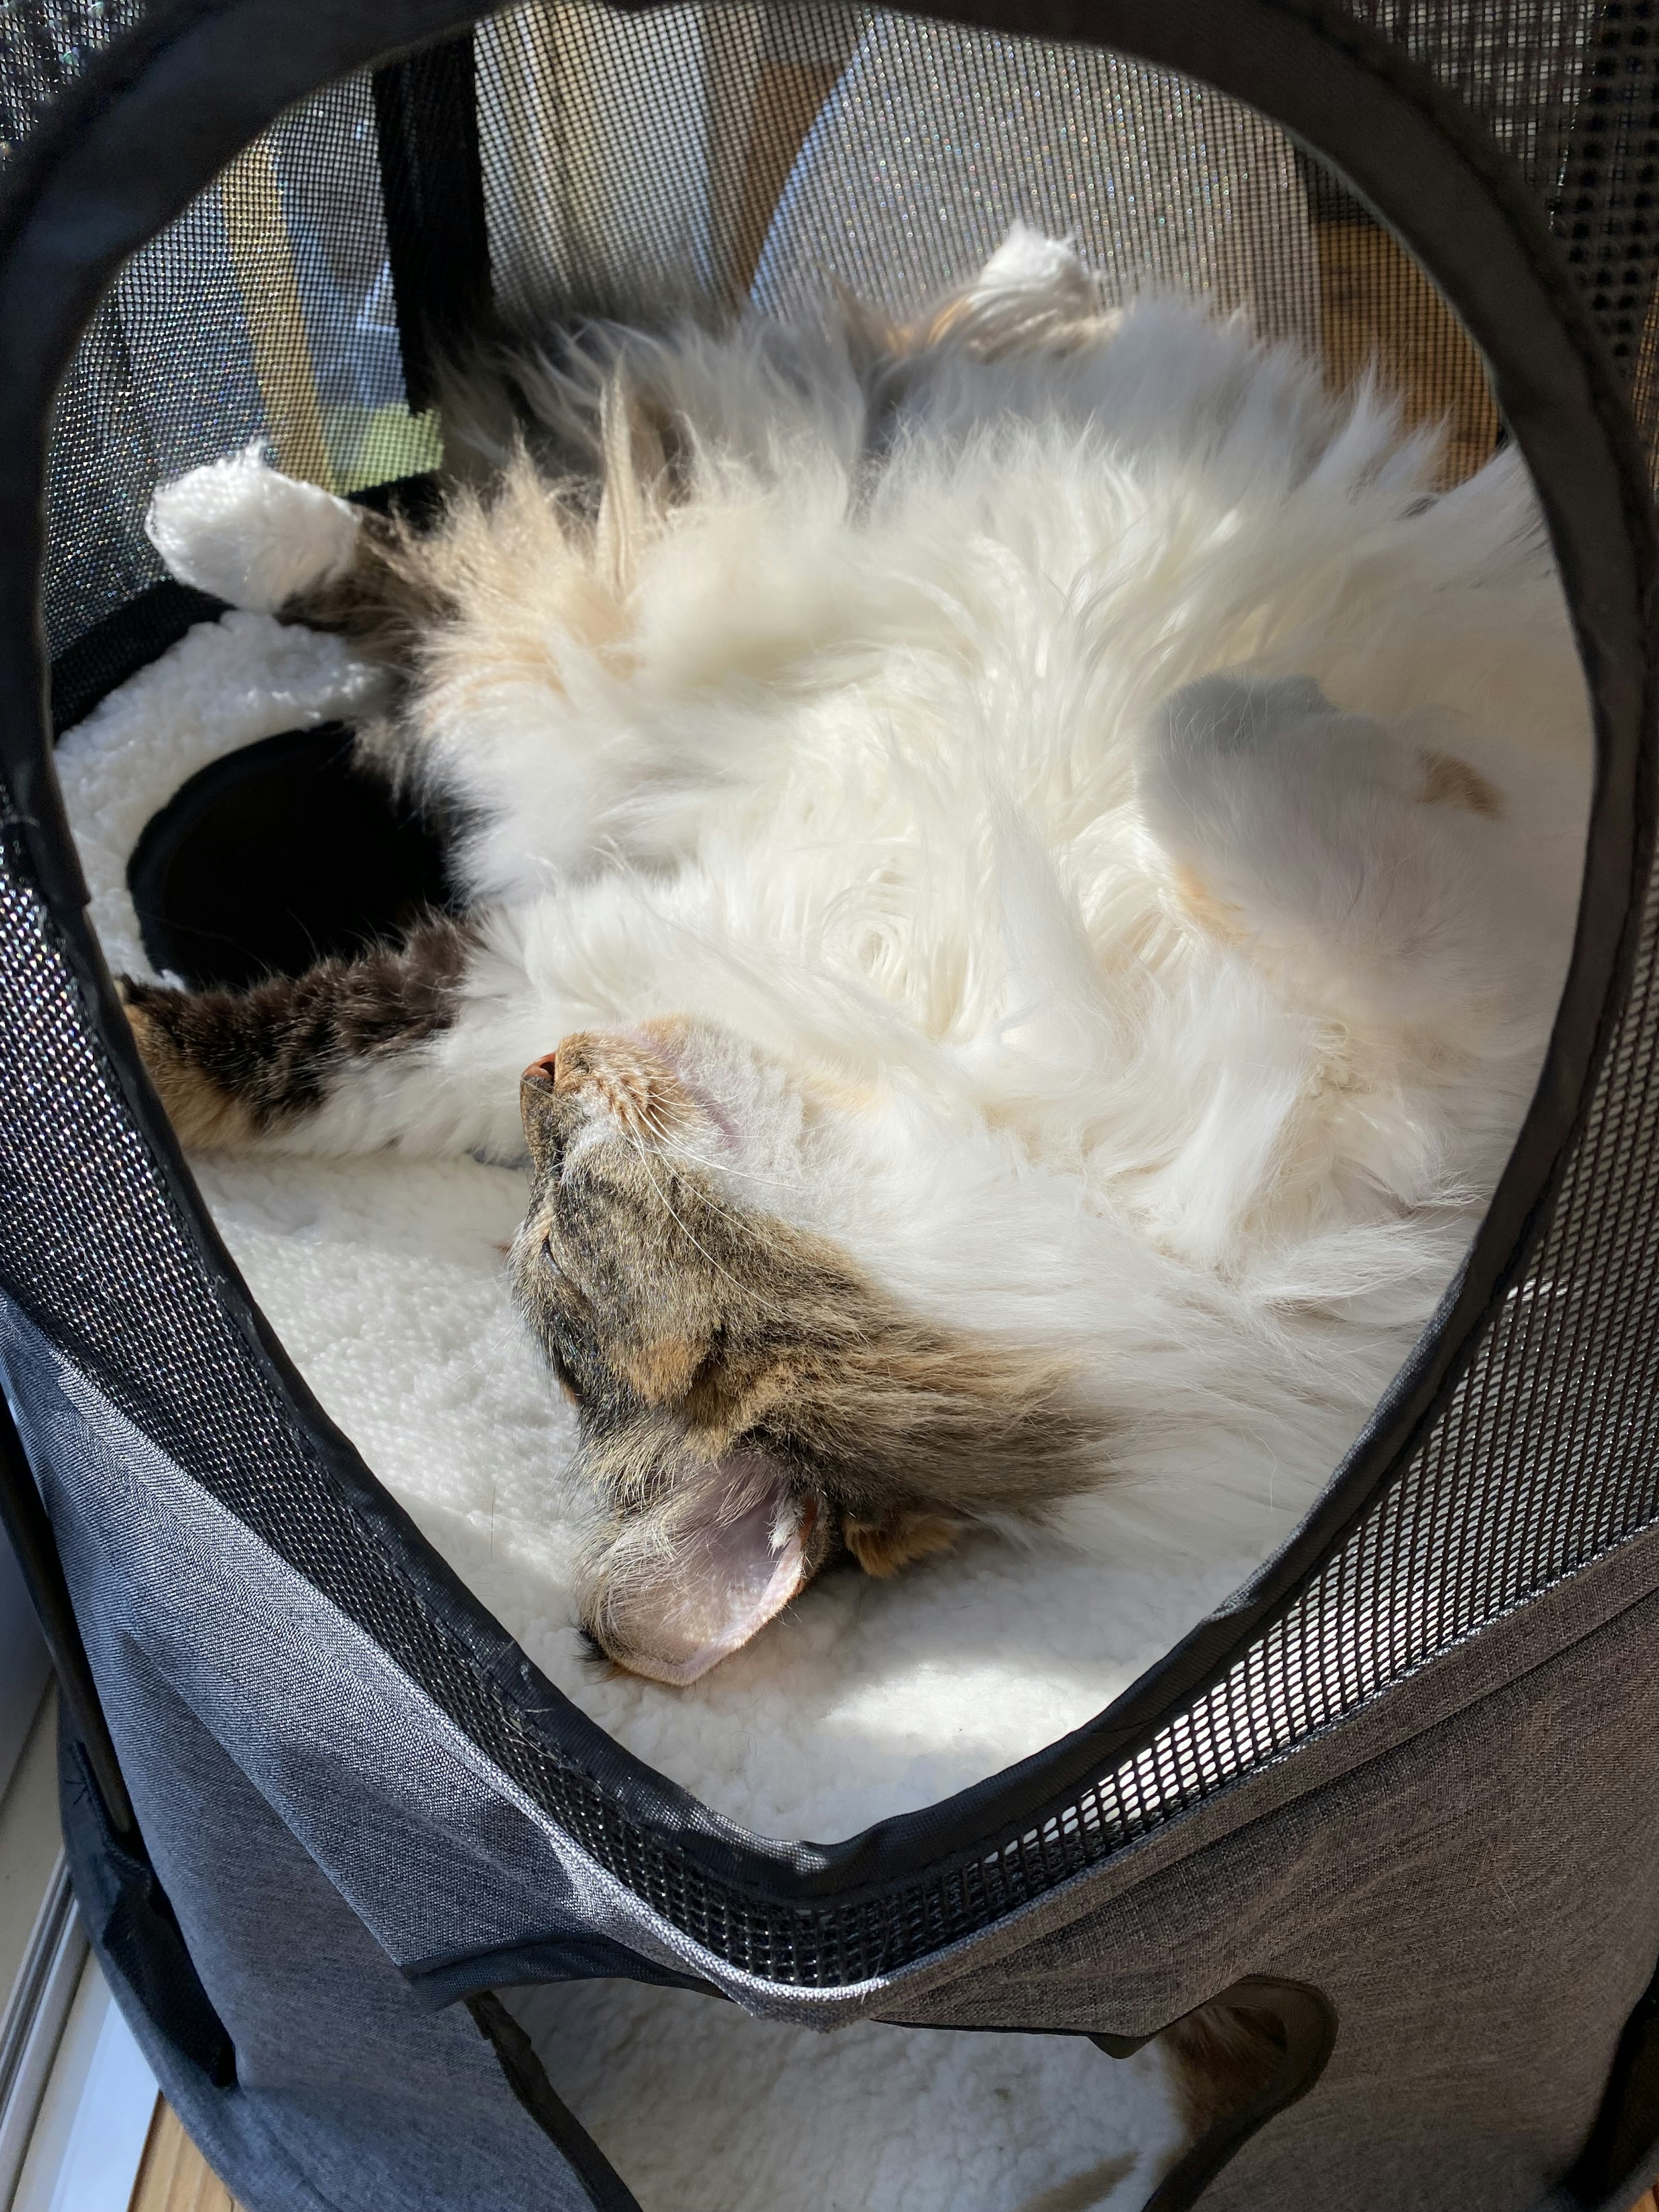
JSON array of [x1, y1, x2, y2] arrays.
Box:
[[35, 64, 441, 657], [31, 0, 1516, 653], [1339, 0, 1596, 183], [0, 0, 148, 155], [1339, 1, 1659, 451], [3, 0, 1659, 1982]]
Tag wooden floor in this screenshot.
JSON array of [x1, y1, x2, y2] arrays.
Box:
[[127, 2093, 1659, 2212], [130, 2100, 240, 2212]]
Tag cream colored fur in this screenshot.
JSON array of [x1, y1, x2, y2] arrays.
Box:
[[143, 229, 1590, 1564]]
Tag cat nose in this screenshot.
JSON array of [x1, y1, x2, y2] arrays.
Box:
[[523, 1051, 559, 1089]]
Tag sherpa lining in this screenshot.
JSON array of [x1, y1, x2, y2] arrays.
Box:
[[502, 1978, 1184, 2212], [58, 605, 1239, 2206]]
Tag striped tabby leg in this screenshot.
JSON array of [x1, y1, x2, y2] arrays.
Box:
[[121, 914, 474, 1150], [282, 504, 455, 665]]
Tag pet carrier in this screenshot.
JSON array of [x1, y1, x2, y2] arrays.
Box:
[[1, 0, 1657, 2206]]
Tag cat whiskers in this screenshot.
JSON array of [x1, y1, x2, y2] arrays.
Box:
[[637, 1130, 795, 1252], [622, 1128, 760, 1301], [632, 1096, 810, 1199]]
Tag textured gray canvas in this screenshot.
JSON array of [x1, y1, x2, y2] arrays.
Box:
[[885, 1574, 1659, 2206], [864, 1522, 1659, 2033], [0, 0, 1655, 2201], [57, 1681, 603, 2212], [11, 1274, 1659, 2210]]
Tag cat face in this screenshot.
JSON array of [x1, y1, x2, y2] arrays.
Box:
[[510, 1023, 1100, 1683]]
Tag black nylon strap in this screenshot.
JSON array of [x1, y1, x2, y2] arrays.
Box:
[[0, 1370, 136, 1837], [468, 1993, 644, 2212], [1146, 1981, 1336, 2211], [372, 29, 491, 415], [1569, 1954, 1659, 2202], [60, 1723, 236, 2088]]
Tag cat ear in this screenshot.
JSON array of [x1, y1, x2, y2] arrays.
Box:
[[579, 1451, 817, 1687]]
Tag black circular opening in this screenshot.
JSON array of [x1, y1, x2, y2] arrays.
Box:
[[127, 721, 454, 991]]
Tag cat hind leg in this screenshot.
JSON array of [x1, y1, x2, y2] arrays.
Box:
[[1140, 671, 1505, 1018]]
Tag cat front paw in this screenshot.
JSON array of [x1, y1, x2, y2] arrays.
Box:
[[969, 222, 1095, 310], [145, 442, 360, 614]]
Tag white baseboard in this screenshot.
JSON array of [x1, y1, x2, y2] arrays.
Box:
[[0, 1857, 87, 2210], [5, 1908, 156, 2212]]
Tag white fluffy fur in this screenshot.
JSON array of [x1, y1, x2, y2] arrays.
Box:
[[140, 249, 1589, 1568], [54, 596, 1254, 1821], [57, 611, 1201, 2207], [78, 234, 1591, 1786]]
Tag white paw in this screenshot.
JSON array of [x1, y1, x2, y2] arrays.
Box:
[[1149, 673, 1343, 775], [969, 221, 1096, 310], [144, 442, 360, 614]]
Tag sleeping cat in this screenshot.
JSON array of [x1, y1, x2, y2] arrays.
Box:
[[125, 228, 1589, 1689]]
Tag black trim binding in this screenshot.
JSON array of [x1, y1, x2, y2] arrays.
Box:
[[467, 1993, 643, 2212], [372, 30, 492, 414], [1132, 1980, 1337, 2212], [50, 579, 227, 741], [407, 1932, 719, 2011], [0, 0, 1653, 1970], [0, 1373, 137, 1839]]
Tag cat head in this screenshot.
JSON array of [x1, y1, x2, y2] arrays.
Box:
[[510, 1021, 1103, 1683]]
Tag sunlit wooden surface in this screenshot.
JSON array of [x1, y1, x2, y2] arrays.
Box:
[[127, 2100, 242, 2212], [1313, 215, 1501, 486], [125, 2088, 1659, 2212]]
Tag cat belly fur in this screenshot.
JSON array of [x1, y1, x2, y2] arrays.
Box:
[[156, 273, 1592, 1564]]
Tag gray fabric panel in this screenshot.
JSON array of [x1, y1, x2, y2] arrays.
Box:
[[0, 1295, 709, 1987], [0, 1304, 612, 2208], [851, 1519, 1659, 2029], [60, 1671, 601, 2212], [10, 1272, 1659, 2053], [10, 1281, 1659, 2205], [883, 1583, 1659, 2208]]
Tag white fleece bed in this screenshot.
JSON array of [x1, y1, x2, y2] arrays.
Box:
[[59, 604, 1266, 2209]]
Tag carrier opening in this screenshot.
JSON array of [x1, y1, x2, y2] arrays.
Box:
[[5, 1, 1655, 2205]]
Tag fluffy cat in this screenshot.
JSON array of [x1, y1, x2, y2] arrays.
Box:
[[126, 228, 1589, 1689]]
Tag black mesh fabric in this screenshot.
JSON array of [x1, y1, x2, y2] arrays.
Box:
[[31, 55, 439, 659], [3, 0, 1659, 1985], [0, 0, 148, 153]]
